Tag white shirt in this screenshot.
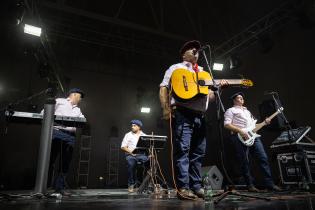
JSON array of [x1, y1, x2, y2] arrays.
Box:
[[224, 105, 256, 129], [160, 61, 209, 109], [121, 131, 145, 152], [41, 98, 85, 132]]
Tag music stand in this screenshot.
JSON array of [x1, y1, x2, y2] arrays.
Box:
[[136, 134, 169, 194]]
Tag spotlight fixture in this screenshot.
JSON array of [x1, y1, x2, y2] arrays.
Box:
[[24, 24, 42, 37], [213, 63, 224, 71], [141, 107, 151, 113]]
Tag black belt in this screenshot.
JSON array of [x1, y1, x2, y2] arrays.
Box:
[[172, 105, 204, 116]]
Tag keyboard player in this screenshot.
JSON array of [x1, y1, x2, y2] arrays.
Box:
[[41, 88, 85, 195]]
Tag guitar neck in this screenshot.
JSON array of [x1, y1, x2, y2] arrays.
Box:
[[205, 79, 245, 86], [253, 109, 282, 133]]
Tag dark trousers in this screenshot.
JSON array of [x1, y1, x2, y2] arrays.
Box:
[[125, 154, 149, 187], [48, 130, 74, 191], [172, 108, 206, 191], [231, 135, 274, 188]]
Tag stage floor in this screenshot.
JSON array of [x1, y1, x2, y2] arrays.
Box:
[[1, 188, 315, 210]]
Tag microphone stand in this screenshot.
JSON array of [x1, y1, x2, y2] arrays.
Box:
[[200, 47, 270, 204], [271, 93, 294, 138]]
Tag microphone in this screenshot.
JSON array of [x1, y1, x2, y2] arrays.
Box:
[[193, 46, 207, 55], [264, 91, 278, 95]]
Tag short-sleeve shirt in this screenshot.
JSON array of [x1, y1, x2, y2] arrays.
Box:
[[121, 131, 145, 153], [160, 61, 209, 112]]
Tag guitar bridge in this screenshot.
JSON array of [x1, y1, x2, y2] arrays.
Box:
[[183, 76, 188, 91]]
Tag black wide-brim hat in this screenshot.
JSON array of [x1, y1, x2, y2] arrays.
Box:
[[68, 88, 85, 98], [179, 40, 201, 56], [230, 92, 245, 100]]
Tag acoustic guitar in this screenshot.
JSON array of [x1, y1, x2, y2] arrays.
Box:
[[171, 68, 253, 99]]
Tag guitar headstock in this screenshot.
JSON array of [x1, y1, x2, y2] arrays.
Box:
[[241, 79, 254, 87]]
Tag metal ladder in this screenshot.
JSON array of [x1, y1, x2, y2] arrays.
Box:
[[77, 135, 92, 188], [106, 137, 120, 187]]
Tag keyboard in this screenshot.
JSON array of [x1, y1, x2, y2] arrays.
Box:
[[272, 126, 311, 144], [5, 111, 87, 127]]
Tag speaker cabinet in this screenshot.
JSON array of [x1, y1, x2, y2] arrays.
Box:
[[201, 165, 223, 190]]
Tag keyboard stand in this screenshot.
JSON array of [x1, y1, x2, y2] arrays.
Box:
[[34, 97, 56, 195]]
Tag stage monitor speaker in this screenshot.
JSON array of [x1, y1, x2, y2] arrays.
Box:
[[201, 165, 223, 190], [259, 99, 286, 130]]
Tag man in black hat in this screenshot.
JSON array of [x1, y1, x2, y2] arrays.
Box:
[[121, 119, 148, 193], [224, 92, 281, 192], [44, 88, 85, 195], [159, 40, 228, 200]]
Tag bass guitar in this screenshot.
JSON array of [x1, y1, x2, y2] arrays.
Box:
[[238, 107, 284, 146]]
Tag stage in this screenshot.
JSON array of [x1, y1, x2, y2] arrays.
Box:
[[1, 189, 315, 210]]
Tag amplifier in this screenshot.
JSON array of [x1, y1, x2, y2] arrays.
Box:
[[277, 150, 315, 185]]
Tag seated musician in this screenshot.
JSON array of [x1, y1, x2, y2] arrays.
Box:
[[121, 119, 149, 193], [42, 88, 85, 195]]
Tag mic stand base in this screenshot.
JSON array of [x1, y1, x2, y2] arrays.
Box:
[[213, 186, 271, 204]]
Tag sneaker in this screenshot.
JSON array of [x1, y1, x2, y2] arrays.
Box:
[[247, 185, 260, 192], [128, 185, 134, 193], [177, 188, 198, 200]]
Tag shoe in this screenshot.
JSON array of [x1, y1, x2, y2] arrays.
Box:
[[177, 188, 198, 200], [194, 188, 205, 199], [60, 190, 71, 196], [128, 185, 134, 193], [55, 189, 71, 196], [266, 185, 282, 192], [247, 186, 260, 192]]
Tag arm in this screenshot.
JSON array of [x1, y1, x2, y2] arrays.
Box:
[[208, 79, 229, 102], [121, 146, 135, 156], [159, 86, 171, 120], [208, 89, 215, 102], [121, 134, 136, 156], [224, 123, 249, 140]]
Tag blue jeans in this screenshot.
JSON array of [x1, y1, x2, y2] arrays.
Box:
[[48, 129, 74, 191], [125, 154, 149, 187], [172, 108, 206, 191], [231, 135, 274, 188]]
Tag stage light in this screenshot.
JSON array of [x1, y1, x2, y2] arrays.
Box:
[[213, 63, 224, 71], [141, 107, 151, 113], [24, 24, 42, 37]]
